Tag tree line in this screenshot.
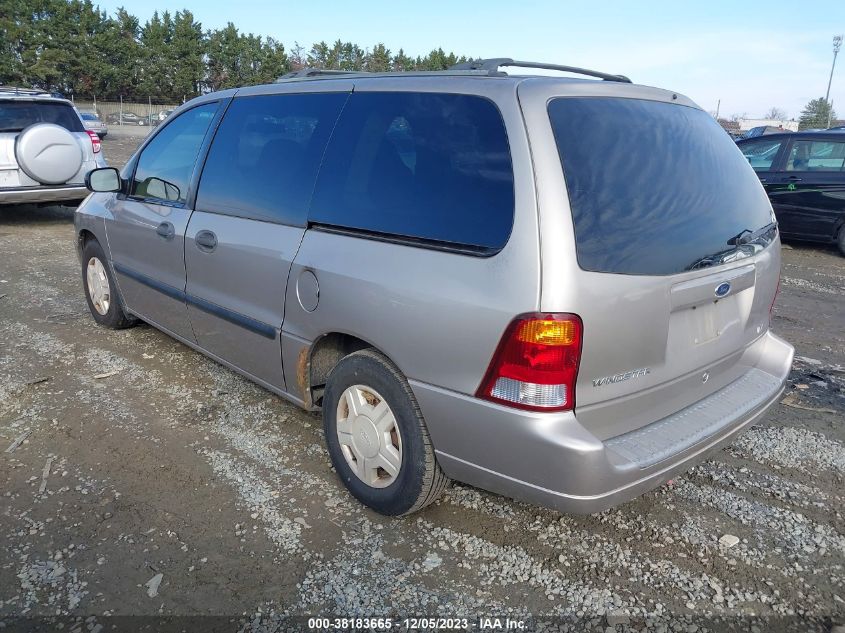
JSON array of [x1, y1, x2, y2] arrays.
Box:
[[0, 0, 470, 103]]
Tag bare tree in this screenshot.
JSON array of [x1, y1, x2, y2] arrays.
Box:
[[764, 107, 787, 120]]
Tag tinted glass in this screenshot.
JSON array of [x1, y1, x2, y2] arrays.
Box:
[[196, 92, 348, 225], [80, 112, 98, 121], [548, 98, 776, 275], [131, 103, 217, 204], [0, 102, 84, 132], [310, 92, 513, 251], [785, 140, 845, 172], [739, 138, 783, 171]]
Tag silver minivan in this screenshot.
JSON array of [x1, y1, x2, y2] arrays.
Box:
[[75, 60, 794, 516]]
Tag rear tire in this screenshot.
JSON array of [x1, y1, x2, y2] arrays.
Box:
[[81, 238, 136, 329], [323, 349, 449, 516], [838, 226, 845, 257]]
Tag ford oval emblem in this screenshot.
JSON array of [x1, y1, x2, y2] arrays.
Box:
[[715, 282, 731, 297]]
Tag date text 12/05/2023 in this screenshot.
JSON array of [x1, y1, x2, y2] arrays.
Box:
[[307, 617, 527, 630]]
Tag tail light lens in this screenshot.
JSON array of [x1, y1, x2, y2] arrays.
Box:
[[86, 130, 101, 154], [477, 313, 583, 412]]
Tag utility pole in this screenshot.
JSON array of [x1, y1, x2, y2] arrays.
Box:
[[825, 35, 842, 105], [715, 99, 720, 120]]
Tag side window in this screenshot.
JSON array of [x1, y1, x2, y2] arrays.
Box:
[[309, 92, 514, 252], [131, 103, 218, 204], [195, 92, 348, 226], [786, 140, 845, 172], [739, 139, 783, 171]]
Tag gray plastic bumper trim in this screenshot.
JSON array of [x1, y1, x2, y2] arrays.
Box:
[[604, 367, 782, 470]]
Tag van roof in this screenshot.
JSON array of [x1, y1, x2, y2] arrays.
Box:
[[275, 58, 631, 84], [186, 59, 695, 114]]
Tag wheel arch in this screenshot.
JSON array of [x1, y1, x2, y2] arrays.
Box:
[[304, 332, 401, 408], [835, 214, 845, 240], [836, 216, 845, 255], [76, 227, 99, 259], [75, 209, 110, 261]]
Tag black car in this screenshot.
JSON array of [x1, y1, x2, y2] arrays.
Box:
[[105, 112, 147, 126], [738, 131, 845, 255]]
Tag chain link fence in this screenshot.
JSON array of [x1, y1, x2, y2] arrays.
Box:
[[73, 99, 181, 127]]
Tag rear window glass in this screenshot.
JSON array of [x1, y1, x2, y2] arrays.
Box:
[[310, 92, 514, 252], [0, 101, 84, 133], [196, 92, 348, 226], [548, 97, 775, 275]]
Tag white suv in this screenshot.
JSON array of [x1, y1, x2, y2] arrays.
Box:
[[0, 87, 106, 206]]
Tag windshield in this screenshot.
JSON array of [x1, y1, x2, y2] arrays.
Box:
[[0, 101, 85, 133], [548, 97, 776, 275], [80, 112, 99, 121]]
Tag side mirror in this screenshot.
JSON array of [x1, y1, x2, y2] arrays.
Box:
[[86, 167, 121, 193]]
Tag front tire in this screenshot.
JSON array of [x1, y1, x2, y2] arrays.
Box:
[[323, 349, 449, 516], [838, 226, 845, 257], [81, 239, 136, 329]]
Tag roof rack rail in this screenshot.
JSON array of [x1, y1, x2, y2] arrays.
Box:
[[0, 85, 53, 96], [276, 68, 365, 81], [449, 58, 631, 83]]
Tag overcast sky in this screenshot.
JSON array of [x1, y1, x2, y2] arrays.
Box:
[[96, 0, 845, 119]]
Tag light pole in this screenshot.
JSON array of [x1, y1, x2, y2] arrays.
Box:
[[825, 35, 842, 129], [826, 35, 842, 104]]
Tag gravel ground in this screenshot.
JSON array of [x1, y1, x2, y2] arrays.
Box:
[[0, 136, 844, 632]]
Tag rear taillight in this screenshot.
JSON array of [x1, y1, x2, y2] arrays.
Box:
[[86, 130, 101, 153], [476, 313, 583, 412]]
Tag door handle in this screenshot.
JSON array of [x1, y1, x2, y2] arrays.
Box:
[[785, 176, 802, 182], [195, 230, 218, 251], [156, 221, 175, 239]]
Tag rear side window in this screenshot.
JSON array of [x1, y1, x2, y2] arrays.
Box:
[[310, 92, 514, 252], [785, 140, 845, 172], [0, 101, 84, 132], [739, 138, 783, 171], [548, 98, 775, 275], [131, 103, 217, 204], [196, 92, 348, 226]]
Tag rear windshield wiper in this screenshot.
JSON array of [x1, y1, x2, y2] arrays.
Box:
[[727, 221, 778, 246], [687, 222, 778, 270]]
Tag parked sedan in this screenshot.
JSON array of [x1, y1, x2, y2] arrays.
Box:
[[105, 112, 148, 126], [738, 131, 845, 255], [78, 110, 108, 138]]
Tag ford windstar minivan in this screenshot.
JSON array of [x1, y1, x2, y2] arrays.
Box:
[[76, 59, 794, 516]]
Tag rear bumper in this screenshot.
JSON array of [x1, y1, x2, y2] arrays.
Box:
[[411, 331, 794, 514], [0, 184, 89, 205]]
